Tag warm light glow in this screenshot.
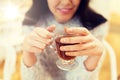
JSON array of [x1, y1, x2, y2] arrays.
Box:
[[3, 4, 19, 20]]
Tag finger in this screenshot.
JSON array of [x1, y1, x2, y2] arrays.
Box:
[[28, 46, 43, 53], [65, 27, 90, 36], [33, 27, 53, 39], [65, 47, 101, 56], [30, 32, 52, 45], [46, 25, 56, 32], [28, 39, 46, 49], [60, 35, 93, 44], [23, 38, 43, 53], [60, 41, 96, 51]]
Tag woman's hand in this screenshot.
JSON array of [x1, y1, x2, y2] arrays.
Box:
[[22, 26, 55, 67], [60, 27, 104, 71]]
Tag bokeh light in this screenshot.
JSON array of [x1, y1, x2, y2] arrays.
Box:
[[3, 4, 20, 20]]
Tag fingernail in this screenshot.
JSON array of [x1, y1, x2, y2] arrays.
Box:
[[65, 52, 70, 56], [68, 28, 73, 32], [60, 38, 66, 43], [60, 46, 64, 51], [47, 33, 54, 38]]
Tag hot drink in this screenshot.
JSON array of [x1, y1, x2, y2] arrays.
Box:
[[55, 36, 76, 60]]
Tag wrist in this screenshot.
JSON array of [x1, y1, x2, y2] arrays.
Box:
[[23, 51, 37, 67], [84, 55, 101, 71]]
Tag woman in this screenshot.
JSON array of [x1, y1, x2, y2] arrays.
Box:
[[21, 0, 108, 80]]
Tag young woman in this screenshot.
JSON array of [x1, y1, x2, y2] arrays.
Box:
[[21, 0, 108, 80]]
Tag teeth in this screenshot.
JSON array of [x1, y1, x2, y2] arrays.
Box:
[[57, 8, 72, 14], [59, 8, 72, 11], [61, 9, 69, 11]]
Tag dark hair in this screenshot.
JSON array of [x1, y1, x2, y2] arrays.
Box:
[[23, 0, 107, 30]]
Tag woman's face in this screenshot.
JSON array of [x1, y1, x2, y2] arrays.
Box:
[[47, 0, 81, 23]]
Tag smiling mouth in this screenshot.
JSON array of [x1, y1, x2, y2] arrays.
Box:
[[57, 8, 73, 14]]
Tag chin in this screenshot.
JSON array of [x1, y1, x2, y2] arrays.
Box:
[[55, 16, 72, 24], [57, 19, 70, 24]]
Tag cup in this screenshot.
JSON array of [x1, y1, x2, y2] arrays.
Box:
[[55, 35, 78, 71]]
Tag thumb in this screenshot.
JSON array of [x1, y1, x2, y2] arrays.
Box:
[[46, 25, 56, 32]]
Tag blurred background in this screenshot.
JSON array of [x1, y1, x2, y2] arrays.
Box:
[[0, 0, 120, 80]]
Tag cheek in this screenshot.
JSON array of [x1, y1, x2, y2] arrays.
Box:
[[74, 1, 81, 7], [48, 3, 56, 12], [49, 6, 56, 15]]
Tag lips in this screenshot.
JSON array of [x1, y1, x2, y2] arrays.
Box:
[[57, 8, 73, 14]]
